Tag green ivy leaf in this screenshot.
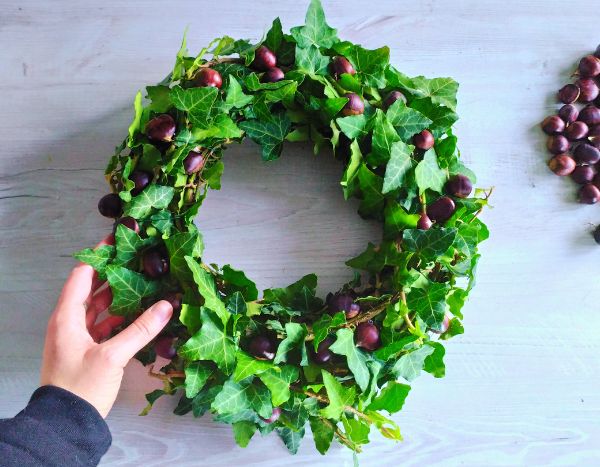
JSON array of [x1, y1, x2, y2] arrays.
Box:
[[366, 382, 410, 414], [113, 224, 152, 269], [311, 312, 346, 351], [258, 365, 299, 406], [106, 265, 159, 315], [184, 257, 229, 323], [319, 370, 355, 420], [334, 42, 389, 88], [179, 308, 236, 373], [146, 85, 172, 113], [391, 345, 435, 382], [410, 76, 459, 111], [233, 351, 276, 382], [342, 416, 370, 445], [356, 164, 384, 217], [414, 148, 446, 193], [423, 342, 446, 377], [402, 227, 457, 260], [329, 328, 370, 391], [212, 378, 252, 414], [309, 417, 334, 454], [170, 85, 219, 127], [224, 75, 253, 110], [264, 18, 284, 52], [191, 114, 243, 140], [290, 0, 338, 49], [73, 245, 115, 280], [232, 420, 257, 448], [385, 99, 432, 142], [383, 201, 419, 238], [226, 291, 246, 315], [179, 303, 202, 334], [221, 265, 258, 300], [263, 273, 317, 308], [407, 282, 449, 330], [278, 427, 306, 454], [274, 322, 308, 365], [150, 210, 173, 235], [340, 139, 362, 199], [336, 114, 371, 140], [238, 113, 291, 161], [124, 185, 175, 219], [374, 335, 418, 361], [184, 362, 212, 399], [295, 45, 330, 76], [382, 140, 413, 194], [410, 97, 459, 136], [371, 109, 401, 166], [127, 91, 143, 147], [164, 231, 203, 283]]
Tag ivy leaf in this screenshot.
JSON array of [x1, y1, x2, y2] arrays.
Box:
[[232, 421, 257, 448], [233, 351, 276, 382], [140, 389, 167, 416], [73, 245, 115, 280], [246, 383, 273, 418], [179, 303, 202, 334], [310, 417, 334, 454], [383, 201, 419, 238], [342, 416, 370, 445], [410, 97, 459, 136], [274, 322, 308, 365], [264, 18, 284, 52], [106, 265, 159, 315], [127, 91, 143, 147], [329, 328, 370, 391], [184, 362, 212, 399], [170, 85, 219, 127], [407, 282, 449, 331], [391, 345, 435, 382], [322, 98, 348, 119], [414, 148, 446, 193], [263, 274, 317, 308], [184, 256, 228, 323], [191, 114, 243, 140], [370, 109, 401, 166], [356, 164, 384, 217], [258, 365, 299, 406], [311, 312, 346, 351], [238, 113, 291, 161], [374, 335, 418, 361], [150, 210, 173, 235], [172, 29, 189, 81], [340, 139, 362, 199], [382, 140, 413, 194], [366, 382, 410, 414], [124, 185, 175, 219], [423, 342, 446, 378], [334, 43, 389, 88], [221, 265, 258, 300], [212, 378, 252, 414], [224, 75, 253, 110], [179, 308, 236, 374], [319, 370, 355, 420], [410, 76, 459, 111], [113, 224, 152, 269], [278, 427, 305, 454], [336, 114, 371, 140], [164, 231, 203, 283], [402, 228, 457, 260], [385, 99, 432, 142], [295, 45, 330, 76], [146, 85, 172, 113], [226, 291, 246, 315], [290, 0, 338, 49]]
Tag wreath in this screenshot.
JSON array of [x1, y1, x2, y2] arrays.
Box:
[[75, 0, 490, 456]]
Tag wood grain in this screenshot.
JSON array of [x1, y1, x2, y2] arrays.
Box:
[[2, 0, 600, 465]]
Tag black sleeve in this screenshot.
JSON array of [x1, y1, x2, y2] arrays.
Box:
[[0, 386, 112, 466]]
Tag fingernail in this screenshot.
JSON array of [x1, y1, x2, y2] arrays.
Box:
[[152, 301, 173, 322]]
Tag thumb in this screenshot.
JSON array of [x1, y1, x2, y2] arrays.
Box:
[[103, 300, 173, 366]]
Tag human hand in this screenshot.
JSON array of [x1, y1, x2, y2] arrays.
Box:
[[40, 235, 173, 418]]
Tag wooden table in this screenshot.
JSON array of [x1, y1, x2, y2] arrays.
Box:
[[1, 1, 600, 465]]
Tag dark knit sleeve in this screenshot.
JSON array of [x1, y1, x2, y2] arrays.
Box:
[[0, 386, 112, 466]]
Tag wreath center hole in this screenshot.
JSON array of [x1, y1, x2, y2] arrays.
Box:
[[196, 141, 382, 296]]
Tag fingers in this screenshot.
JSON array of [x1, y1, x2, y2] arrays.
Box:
[[102, 301, 173, 366], [86, 285, 113, 329], [90, 234, 115, 294], [57, 263, 95, 314], [91, 315, 125, 342]]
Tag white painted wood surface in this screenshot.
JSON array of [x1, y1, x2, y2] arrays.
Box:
[[1, 1, 600, 465]]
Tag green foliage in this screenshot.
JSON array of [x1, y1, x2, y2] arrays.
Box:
[[77, 0, 489, 457]]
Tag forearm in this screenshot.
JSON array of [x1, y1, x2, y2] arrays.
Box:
[[0, 386, 111, 467]]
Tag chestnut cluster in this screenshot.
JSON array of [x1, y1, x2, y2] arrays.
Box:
[[543, 46, 600, 205], [416, 174, 473, 230]]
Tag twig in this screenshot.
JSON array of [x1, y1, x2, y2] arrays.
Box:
[[469, 186, 494, 223], [148, 366, 185, 381], [321, 418, 361, 452]]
